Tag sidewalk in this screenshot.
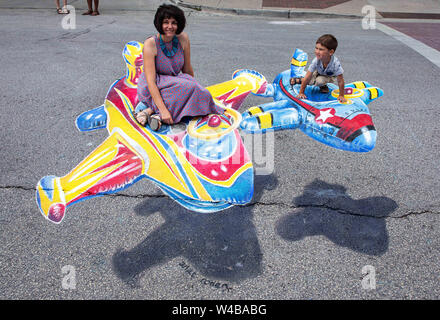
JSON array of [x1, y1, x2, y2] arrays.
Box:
[[0, 0, 438, 19], [0, 0, 160, 11], [172, 0, 440, 19]]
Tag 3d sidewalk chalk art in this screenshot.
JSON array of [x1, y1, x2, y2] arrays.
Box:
[[36, 44, 383, 225], [36, 41, 267, 224], [240, 48, 383, 153]]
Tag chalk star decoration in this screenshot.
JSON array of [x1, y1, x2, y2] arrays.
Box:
[[315, 108, 336, 124]]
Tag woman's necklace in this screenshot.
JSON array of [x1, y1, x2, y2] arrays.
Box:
[[159, 35, 179, 57]]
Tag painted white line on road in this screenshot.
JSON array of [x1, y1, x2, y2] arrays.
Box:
[[377, 22, 440, 68], [268, 21, 314, 25]]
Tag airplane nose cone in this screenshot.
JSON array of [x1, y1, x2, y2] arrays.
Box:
[[351, 129, 377, 152], [48, 203, 66, 223]]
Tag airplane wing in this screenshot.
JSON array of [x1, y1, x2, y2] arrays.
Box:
[[206, 69, 268, 110]]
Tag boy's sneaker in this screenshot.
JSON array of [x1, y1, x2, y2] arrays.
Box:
[[319, 85, 329, 93]]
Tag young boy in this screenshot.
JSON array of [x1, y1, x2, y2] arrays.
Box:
[[296, 34, 347, 103]]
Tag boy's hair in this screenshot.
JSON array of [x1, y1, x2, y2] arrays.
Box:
[[154, 4, 186, 35], [316, 34, 338, 51]]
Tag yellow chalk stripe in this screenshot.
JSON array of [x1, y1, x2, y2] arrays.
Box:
[[257, 113, 273, 129], [353, 81, 366, 89], [291, 57, 307, 67], [207, 77, 254, 103], [368, 88, 378, 100], [248, 106, 263, 116]]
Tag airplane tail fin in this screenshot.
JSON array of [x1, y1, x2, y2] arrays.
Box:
[[122, 41, 144, 87], [290, 48, 308, 78]]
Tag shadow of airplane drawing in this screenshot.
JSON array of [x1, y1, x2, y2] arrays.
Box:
[[112, 174, 278, 287]]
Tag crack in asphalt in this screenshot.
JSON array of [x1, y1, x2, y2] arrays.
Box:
[[2, 185, 438, 219], [243, 201, 440, 219]]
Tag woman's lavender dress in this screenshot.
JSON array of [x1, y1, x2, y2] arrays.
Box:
[[137, 35, 223, 122]]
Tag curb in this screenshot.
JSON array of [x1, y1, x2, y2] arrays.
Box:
[[170, 0, 363, 19]]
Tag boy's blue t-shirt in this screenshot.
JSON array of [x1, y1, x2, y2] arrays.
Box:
[[308, 55, 344, 77]]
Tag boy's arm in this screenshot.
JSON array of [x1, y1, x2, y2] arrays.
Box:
[[297, 71, 312, 99], [337, 74, 346, 103]]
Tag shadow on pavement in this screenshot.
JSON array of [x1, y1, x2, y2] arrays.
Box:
[[112, 174, 278, 287], [276, 179, 398, 255]]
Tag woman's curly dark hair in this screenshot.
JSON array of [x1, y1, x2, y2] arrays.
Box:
[[154, 4, 186, 35]]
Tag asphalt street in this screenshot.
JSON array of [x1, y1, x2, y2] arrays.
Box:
[[0, 2, 439, 300]]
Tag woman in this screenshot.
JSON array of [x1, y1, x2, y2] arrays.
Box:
[[135, 4, 223, 130]]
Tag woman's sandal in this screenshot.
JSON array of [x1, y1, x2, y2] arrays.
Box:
[[82, 10, 93, 15], [56, 8, 63, 14], [148, 114, 162, 131], [91, 11, 100, 16], [135, 110, 161, 131]]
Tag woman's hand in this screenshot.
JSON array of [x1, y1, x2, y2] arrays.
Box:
[[160, 108, 174, 125]]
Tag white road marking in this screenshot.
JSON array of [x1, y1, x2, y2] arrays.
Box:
[[268, 20, 314, 25], [376, 22, 440, 68]]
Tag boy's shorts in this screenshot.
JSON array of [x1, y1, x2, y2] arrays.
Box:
[[310, 71, 337, 87]]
